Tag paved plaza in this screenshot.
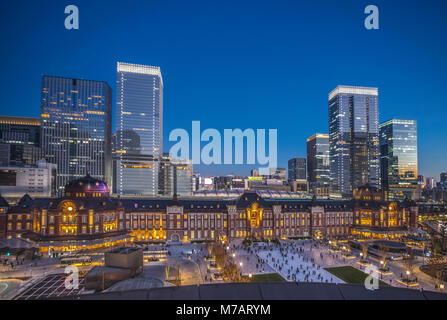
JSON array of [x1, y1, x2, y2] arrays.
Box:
[[228, 239, 446, 292], [231, 240, 343, 283], [1, 239, 446, 300]]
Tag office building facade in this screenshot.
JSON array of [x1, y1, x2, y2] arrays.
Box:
[[328, 86, 380, 198], [441, 173, 447, 184], [0, 159, 56, 199], [114, 63, 163, 196], [41, 76, 112, 196], [159, 154, 193, 196], [0, 116, 43, 166], [307, 134, 330, 196], [288, 159, 306, 181], [380, 119, 418, 200]]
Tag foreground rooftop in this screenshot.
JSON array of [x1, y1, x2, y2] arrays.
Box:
[[59, 282, 447, 300]]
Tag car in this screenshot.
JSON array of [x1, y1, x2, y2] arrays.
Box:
[[212, 273, 223, 280], [390, 256, 403, 261]]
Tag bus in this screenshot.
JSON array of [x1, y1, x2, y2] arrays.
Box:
[[60, 256, 92, 266]]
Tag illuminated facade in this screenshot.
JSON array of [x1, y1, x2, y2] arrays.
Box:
[[115, 62, 163, 196], [41, 76, 112, 196], [379, 119, 418, 201], [1, 176, 418, 250], [350, 185, 418, 239], [329, 86, 380, 198]]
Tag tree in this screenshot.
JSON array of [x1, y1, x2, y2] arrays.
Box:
[[222, 261, 246, 282], [426, 237, 446, 289], [208, 241, 245, 283], [360, 242, 369, 261], [426, 255, 444, 288], [378, 243, 388, 269], [403, 249, 416, 280]]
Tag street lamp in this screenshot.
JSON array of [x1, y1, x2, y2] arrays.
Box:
[[249, 273, 252, 278], [232, 253, 235, 258], [239, 262, 243, 267]]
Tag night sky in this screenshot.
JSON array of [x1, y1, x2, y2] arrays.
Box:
[[1, 0, 446, 178]]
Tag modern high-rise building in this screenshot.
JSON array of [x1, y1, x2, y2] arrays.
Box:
[[159, 153, 193, 196], [307, 134, 330, 196], [441, 173, 447, 184], [426, 177, 436, 190], [0, 116, 43, 166], [328, 85, 380, 198], [114, 63, 163, 196], [379, 119, 418, 200], [41, 76, 112, 196], [288, 158, 306, 181]]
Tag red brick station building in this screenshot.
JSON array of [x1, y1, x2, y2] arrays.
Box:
[[0, 175, 418, 253]]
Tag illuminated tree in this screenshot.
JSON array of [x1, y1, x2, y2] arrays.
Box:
[[360, 242, 369, 260], [378, 243, 388, 269], [403, 249, 416, 280], [426, 238, 445, 289]]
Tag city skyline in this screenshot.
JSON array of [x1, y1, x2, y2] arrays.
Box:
[[0, 70, 443, 184], [0, 0, 446, 179], [1, 0, 447, 303]]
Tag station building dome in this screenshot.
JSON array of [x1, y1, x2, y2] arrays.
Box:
[[64, 174, 110, 198]]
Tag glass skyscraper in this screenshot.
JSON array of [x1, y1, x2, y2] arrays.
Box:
[[114, 62, 163, 196], [307, 134, 330, 196], [41, 76, 112, 196], [328, 86, 380, 198], [379, 119, 418, 200]]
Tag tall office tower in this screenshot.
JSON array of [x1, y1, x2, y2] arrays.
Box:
[[328, 86, 380, 198], [115, 63, 163, 196], [0, 116, 43, 166], [307, 134, 330, 196], [159, 153, 193, 196], [379, 119, 418, 200], [426, 177, 436, 190], [441, 173, 447, 184], [288, 158, 306, 181], [41, 76, 112, 196]]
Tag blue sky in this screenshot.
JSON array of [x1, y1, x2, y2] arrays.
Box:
[[0, 0, 446, 178]]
